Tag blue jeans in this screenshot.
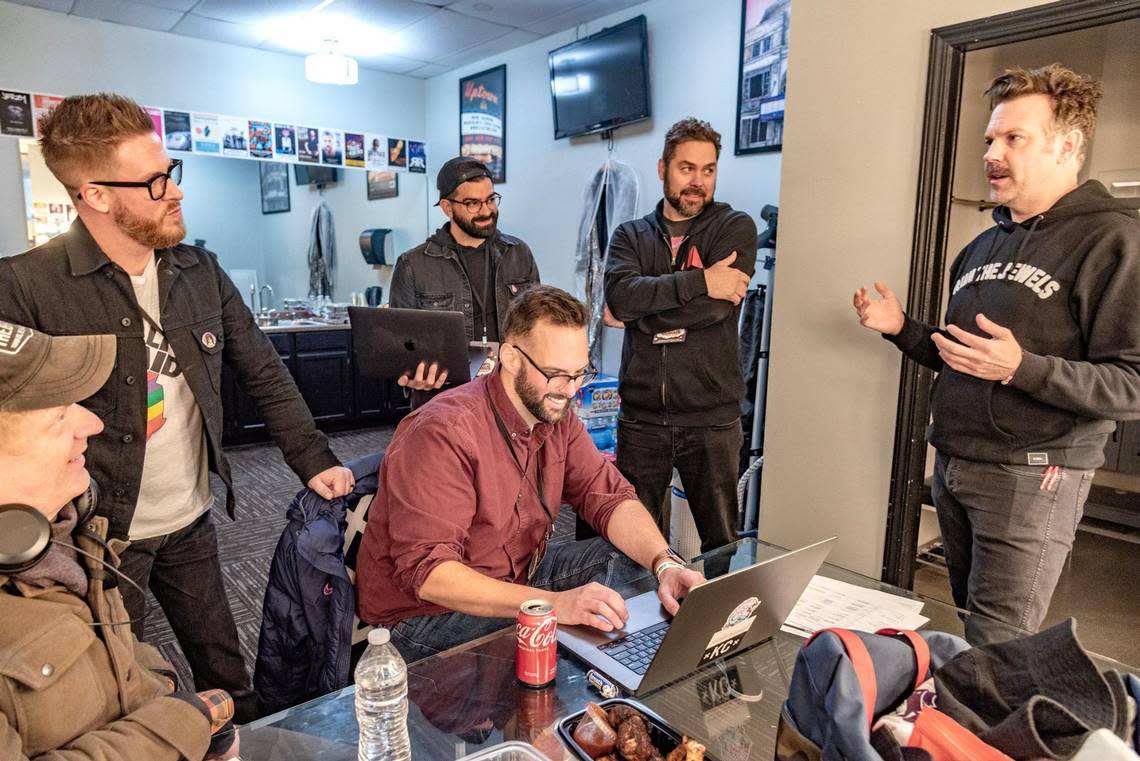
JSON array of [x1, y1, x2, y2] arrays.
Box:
[[932, 454, 1094, 646], [389, 537, 641, 664]]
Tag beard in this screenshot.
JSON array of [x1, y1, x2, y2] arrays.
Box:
[[513, 367, 572, 424], [664, 177, 712, 218], [112, 200, 186, 249], [453, 208, 498, 239]]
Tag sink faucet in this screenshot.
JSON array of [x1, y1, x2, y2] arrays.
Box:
[[259, 284, 274, 312]]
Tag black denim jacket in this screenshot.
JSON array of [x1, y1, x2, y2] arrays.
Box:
[[388, 224, 540, 341], [0, 220, 340, 540]]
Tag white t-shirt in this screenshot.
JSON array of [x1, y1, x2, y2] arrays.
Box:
[[128, 255, 213, 540]]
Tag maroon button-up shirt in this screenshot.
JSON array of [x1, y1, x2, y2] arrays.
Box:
[[356, 369, 637, 625]]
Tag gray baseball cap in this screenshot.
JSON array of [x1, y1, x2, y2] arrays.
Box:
[[0, 321, 115, 412]]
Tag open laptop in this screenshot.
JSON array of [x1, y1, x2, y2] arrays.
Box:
[[349, 306, 489, 383], [558, 537, 836, 695]]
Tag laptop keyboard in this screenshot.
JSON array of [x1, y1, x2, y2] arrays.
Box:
[[597, 621, 670, 675]]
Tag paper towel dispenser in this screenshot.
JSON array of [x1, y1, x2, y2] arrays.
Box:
[[359, 228, 391, 266]]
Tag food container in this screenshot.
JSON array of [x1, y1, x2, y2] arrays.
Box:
[[457, 740, 554, 760], [556, 698, 719, 761]]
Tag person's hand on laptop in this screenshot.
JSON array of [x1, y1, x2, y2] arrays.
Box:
[[398, 360, 448, 391], [656, 566, 705, 616], [554, 582, 630, 632]]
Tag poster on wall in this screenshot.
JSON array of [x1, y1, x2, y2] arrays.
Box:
[[365, 134, 386, 169], [319, 129, 343, 165], [0, 91, 33, 136], [192, 112, 220, 153], [248, 120, 273, 159], [459, 64, 506, 182], [344, 132, 365, 168], [259, 161, 290, 214], [407, 140, 426, 174], [366, 170, 398, 200], [163, 110, 192, 152], [734, 0, 789, 154], [297, 126, 319, 163], [274, 125, 296, 159], [32, 94, 64, 139], [144, 107, 163, 137], [220, 115, 248, 157], [387, 138, 406, 169]]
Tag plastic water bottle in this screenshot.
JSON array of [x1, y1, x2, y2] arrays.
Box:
[[354, 627, 411, 761]]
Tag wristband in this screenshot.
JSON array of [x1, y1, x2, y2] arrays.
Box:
[[650, 547, 684, 576], [654, 561, 686, 579]]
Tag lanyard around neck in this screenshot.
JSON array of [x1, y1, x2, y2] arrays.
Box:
[[487, 392, 552, 525]]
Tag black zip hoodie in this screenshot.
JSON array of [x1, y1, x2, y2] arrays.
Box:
[[605, 200, 757, 426], [889, 180, 1140, 468]]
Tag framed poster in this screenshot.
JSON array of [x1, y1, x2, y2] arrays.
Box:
[[734, 0, 789, 155], [459, 64, 506, 182], [259, 161, 290, 214], [366, 170, 398, 200]]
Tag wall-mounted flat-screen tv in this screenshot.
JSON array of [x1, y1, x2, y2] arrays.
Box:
[[294, 165, 340, 186], [548, 15, 651, 140]]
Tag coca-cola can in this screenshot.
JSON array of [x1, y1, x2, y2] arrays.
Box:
[[516, 599, 557, 688]]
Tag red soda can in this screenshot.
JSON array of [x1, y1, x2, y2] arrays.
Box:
[[516, 599, 557, 687]]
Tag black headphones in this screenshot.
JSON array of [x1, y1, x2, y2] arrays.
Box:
[[0, 481, 99, 574]]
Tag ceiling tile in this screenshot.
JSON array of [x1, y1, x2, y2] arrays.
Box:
[[171, 12, 270, 47], [404, 62, 452, 78], [4, 0, 77, 12], [71, 0, 184, 30], [190, 0, 313, 26], [446, 0, 589, 28], [434, 27, 538, 68], [129, 0, 197, 10], [330, 0, 441, 31], [523, 0, 641, 37], [351, 52, 431, 75], [395, 8, 514, 61]]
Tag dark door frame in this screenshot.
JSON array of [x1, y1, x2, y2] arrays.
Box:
[[881, 0, 1140, 588]]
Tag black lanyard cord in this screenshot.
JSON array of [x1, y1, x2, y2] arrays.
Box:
[[487, 392, 552, 525]]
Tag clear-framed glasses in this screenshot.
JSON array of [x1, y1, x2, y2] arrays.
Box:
[[448, 192, 501, 213], [512, 344, 596, 391], [83, 159, 183, 201]]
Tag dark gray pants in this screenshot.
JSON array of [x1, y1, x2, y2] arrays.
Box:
[[117, 512, 257, 723], [390, 537, 640, 664], [932, 453, 1094, 646]]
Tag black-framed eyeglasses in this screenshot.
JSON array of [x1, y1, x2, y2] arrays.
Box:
[[512, 344, 596, 391], [80, 159, 183, 201], [447, 192, 501, 213]]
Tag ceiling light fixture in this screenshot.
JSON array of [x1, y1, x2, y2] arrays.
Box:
[[305, 37, 358, 86]]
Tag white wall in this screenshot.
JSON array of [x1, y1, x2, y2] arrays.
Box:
[[760, 0, 1063, 577], [0, 0, 429, 300], [422, 0, 782, 294]]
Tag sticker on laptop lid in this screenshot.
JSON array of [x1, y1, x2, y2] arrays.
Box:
[[698, 597, 760, 666]]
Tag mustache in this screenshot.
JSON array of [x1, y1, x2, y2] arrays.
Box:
[[984, 163, 1008, 176]]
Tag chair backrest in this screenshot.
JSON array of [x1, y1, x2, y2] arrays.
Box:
[[343, 492, 375, 649]]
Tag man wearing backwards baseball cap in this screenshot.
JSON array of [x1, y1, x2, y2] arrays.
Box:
[[389, 156, 540, 406], [0, 321, 237, 760]]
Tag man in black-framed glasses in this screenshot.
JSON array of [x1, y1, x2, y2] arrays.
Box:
[[356, 286, 704, 664], [388, 156, 541, 408], [0, 92, 353, 723]]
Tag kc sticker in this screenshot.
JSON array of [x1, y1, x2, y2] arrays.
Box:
[[698, 597, 760, 666]]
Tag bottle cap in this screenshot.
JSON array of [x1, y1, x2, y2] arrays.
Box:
[[367, 627, 391, 646]]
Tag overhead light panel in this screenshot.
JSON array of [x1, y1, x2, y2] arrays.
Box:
[[305, 39, 358, 85]]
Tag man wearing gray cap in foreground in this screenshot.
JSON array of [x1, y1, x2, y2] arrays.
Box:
[[389, 156, 540, 406]]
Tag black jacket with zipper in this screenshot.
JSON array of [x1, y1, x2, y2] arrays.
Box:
[[388, 224, 540, 341], [0, 219, 340, 540], [606, 200, 757, 426], [888, 180, 1140, 469]]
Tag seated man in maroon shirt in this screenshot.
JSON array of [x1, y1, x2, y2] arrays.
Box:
[[356, 285, 705, 662]]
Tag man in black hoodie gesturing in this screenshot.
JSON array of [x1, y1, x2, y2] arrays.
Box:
[[604, 118, 757, 553], [854, 64, 1140, 644]]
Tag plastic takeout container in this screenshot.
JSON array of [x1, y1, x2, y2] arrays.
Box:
[[556, 698, 719, 761], [457, 740, 553, 760]]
